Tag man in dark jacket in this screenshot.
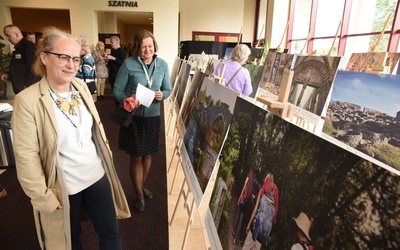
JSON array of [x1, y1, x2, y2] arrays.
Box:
[[106, 36, 126, 106], [1, 24, 39, 94]]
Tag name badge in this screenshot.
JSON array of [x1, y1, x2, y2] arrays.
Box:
[[15, 54, 22, 59]]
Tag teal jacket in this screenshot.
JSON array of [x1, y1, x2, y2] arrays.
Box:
[[113, 55, 171, 117]]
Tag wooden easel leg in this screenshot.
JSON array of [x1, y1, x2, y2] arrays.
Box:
[[169, 159, 181, 195], [167, 137, 181, 173], [182, 198, 195, 250], [166, 107, 176, 136], [169, 178, 186, 225]]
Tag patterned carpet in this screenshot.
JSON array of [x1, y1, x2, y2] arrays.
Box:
[[0, 95, 169, 249]]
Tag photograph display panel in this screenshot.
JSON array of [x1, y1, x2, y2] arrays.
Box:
[[180, 77, 238, 205], [257, 52, 294, 100], [179, 70, 207, 134], [188, 54, 219, 72], [170, 57, 183, 89], [323, 70, 400, 172], [208, 97, 400, 249], [172, 61, 191, 114], [287, 55, 341, 124], [385, 52, 400, 74], [345, 52, 387, 72], [243, 64, 264, 98]]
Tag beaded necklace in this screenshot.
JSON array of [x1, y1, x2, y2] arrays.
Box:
[[49, 84, 82, 128]]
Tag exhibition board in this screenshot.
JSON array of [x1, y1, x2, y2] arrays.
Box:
[[167, 51, 400, 249], [207, 97, 400, 249]]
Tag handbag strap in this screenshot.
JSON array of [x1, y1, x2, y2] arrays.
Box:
[[225, 66, 242, 87]]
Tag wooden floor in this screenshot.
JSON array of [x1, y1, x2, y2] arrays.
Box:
[[164, 103, 213, 250]]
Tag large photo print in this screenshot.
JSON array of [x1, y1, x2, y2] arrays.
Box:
[[209, 97, 400, 249]]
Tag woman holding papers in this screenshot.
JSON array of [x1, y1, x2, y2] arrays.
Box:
[[113, 30, 171, 212]]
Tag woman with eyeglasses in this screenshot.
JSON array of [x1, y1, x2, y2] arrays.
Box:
[[11, 26, 130, 250]]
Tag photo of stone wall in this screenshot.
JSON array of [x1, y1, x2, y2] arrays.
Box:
[[323, 70, 400, 171]]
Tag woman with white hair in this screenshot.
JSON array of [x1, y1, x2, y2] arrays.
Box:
[[76, 44, 97, 96], [213, 44, 253, 96]]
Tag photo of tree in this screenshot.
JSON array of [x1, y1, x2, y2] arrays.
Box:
[[244, 64, 264, 98], [209, 97, 400, 249], [183, 77, 238, 192], [323, 70, 400, 171], [180, 71, 207, 131]]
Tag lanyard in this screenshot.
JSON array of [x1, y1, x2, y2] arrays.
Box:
[[138, 56, 157, 87]]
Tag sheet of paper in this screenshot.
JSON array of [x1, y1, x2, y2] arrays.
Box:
[[136, 84, 155, 108]]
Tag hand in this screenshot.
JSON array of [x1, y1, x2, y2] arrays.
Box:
[[57, 204, 63, 209], [154, 90, 163, 101], [1, 74, 9, 82], [106, 55, 115, 61]]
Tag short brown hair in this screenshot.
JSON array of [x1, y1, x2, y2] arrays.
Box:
[[131, 30, 158, 56]]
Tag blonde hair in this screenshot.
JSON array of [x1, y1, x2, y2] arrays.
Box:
[[33, 27, 80, 77], [230, 44, 251, 63], [95, 41, 105, 50]]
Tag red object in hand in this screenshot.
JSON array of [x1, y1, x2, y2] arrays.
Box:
[[124, 96, 137, 112]]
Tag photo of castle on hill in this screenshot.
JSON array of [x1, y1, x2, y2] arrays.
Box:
[[323, 70, 400, 171]]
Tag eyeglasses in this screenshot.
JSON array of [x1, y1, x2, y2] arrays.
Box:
[[44, 51, 82, 66]]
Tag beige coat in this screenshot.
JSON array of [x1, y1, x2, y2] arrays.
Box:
[[11, 77, 131, 250]]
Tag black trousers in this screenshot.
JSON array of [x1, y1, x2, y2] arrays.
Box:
[[69, 174, 121, 250]]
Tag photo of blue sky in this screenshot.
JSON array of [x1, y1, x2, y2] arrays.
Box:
[[331, 70, 400, 117]]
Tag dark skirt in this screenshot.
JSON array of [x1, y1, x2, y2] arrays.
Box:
[[118, 116, 161, 156]]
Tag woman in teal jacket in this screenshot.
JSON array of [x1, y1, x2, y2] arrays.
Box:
[[113, 30, 171, 212]]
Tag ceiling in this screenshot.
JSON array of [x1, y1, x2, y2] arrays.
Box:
[[114, 11, 153, 25]]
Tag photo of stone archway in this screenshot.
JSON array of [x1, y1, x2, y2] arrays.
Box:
[[288, 55, 341, 115], [182, 77, 238, 193]]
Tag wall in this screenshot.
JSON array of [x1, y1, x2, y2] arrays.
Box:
[[179, 0, 250, 42], [0, 0, 290, 67], [0, 0, 179, 68]]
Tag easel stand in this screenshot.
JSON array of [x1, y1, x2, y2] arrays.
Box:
[[166, 96, 201, 250], [256, 69, 294, 118], [211, 63, 226, 85]]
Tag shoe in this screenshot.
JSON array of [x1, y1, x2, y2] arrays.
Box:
[[143, 188, 153, 199], [135, 199, 145, 212], [0, 188, 7, 199]]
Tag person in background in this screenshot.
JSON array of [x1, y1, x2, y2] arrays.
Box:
[[242, 173, 279, 249], [93, 41, 108, 100], [106, 36, 126, 106], [232, 170, 254, 243], [76, 44, 97, 99], [0, 24, 40, 94], [26, 31, 36, 44], [213, 44, 253, 96], [36, 35, 44, 45], [11, 26, 130, 249], [113, 30, 171, 212], [291, 212, 314, 250]]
